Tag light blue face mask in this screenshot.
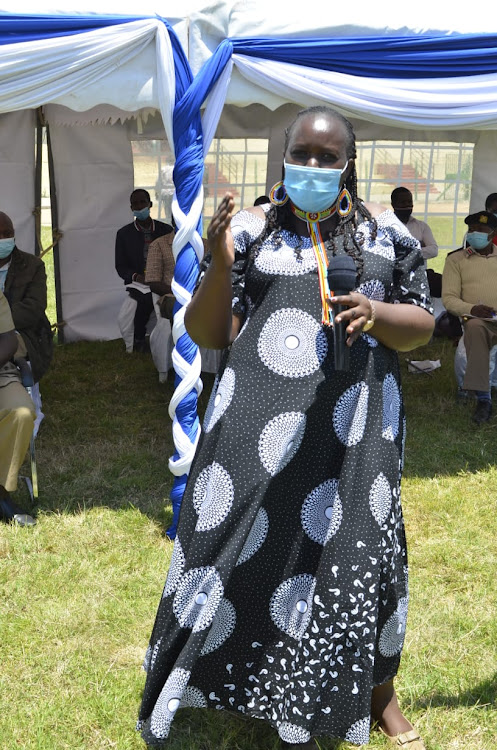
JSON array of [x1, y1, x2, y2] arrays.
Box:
[[283, 160, 348, 213], [0, 237, 15, 259], [133, 207, 150, 221], [467, 231, 492, 251]]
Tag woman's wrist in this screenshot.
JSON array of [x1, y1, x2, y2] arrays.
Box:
[[362, 300, 376, 331]]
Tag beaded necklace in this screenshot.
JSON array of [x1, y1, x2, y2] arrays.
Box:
[[269, 181, 353, 326]]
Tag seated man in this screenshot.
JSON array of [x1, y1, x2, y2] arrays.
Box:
[[0, 210, 53, 525], [391, 187, 438, 263], [115, 189, 173, 352], [0, 290, 36, 526], [442, 210, 497, 424]]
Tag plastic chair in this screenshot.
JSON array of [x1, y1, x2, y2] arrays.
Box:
[[117, 293, 157, 354]]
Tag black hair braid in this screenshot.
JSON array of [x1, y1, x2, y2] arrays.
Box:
[[321, 165, 377, 282]]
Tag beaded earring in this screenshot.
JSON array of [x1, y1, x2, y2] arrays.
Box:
[[337, 187, 352, 218], [269, 181, 289, 206]]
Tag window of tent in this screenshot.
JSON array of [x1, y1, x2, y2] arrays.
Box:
[[355, 140, 473, 261]]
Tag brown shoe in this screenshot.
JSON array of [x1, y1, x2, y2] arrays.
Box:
[[380, 726, 426, 748]]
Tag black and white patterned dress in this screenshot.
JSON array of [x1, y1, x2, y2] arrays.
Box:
[[137, 208, 433, 746]]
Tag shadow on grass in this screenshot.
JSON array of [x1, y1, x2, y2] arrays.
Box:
[[156, 707, 343, 750], [18, 339, 217, 533], [412, 673, 497, 711]]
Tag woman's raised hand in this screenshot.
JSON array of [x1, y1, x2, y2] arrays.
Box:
[[207, 193, 236, 270]]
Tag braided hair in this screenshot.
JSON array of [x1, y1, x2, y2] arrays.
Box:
[[252, 106, 377, 279]]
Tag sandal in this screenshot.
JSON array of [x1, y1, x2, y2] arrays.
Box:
[[379, 726, 426, 749]]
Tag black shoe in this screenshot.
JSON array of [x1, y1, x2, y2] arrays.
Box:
[[0, 495, 36, 527], [133, 337, 150, 353], [472, 399, 492, 425]]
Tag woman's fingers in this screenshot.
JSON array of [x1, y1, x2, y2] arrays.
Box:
[[208, 194, 235, 238], [326, 293, 373, 343]]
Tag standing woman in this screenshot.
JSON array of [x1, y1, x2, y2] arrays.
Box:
[[137, 107, 434, 749]]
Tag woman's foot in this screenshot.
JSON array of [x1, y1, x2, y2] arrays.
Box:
[[379, 726, 425, 749], [372, 680, 425, 748]]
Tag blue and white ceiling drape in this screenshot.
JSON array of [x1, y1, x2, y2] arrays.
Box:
[[197, 35, 497, 130]]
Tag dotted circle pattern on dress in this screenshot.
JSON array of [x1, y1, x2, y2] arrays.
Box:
[[369, 473, 392, 526], [192, 462, 234, 531], [200, 597, 237, 655], [254, 241, 316, 277], [382, 373, 400, 441], [257, 308, 328, 379], [258, 411, 307, 476], [345, 717, 370, 744], [357, 279, 386, 301], [150, 667, 191, 739], [269, 574, 316, 640], [204, 368, 236, 433], [163, 536, 185, 598], [301, 479, 343, 545], [236, 508, 269, 565], [173, 566, 224, 632], [378, 596, 409, 657], [333, 382, 369, 446], [278, 722, 312, 744], [181, 686, 208, 709]]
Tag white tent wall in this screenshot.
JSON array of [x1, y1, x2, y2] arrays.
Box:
[[0, 110, 36, 254], [48, 119, 134, 341], [469, 132, 497, 214]]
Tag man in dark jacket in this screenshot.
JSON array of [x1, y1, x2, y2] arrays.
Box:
[[115, 188, 173, 352], [0, 214, 53, 383], [0, 211, 53, 526]]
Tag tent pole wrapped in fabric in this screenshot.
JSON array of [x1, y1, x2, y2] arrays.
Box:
[[0, 8, 205, 539]]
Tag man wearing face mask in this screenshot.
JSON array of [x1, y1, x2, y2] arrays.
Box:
[[442, 210, 497, 424], [0, 211, 53, 526], [115, 189, 173, 353], [391, 187, 438, 263]]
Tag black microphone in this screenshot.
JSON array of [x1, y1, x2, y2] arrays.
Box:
[[327, 255, 358, 372]]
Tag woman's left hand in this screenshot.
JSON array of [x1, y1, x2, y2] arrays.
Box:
[[327, 292, 374, 346]]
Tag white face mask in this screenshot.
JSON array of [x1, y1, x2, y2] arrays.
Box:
[[283, 161, 348, 213], [0, 237, 15, 259]]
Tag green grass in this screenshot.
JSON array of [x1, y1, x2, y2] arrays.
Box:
[[0, 337, 496, 749]]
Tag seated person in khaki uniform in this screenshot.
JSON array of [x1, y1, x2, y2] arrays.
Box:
[[442, 210, 497, 425], [0, 290, 36, 526]]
